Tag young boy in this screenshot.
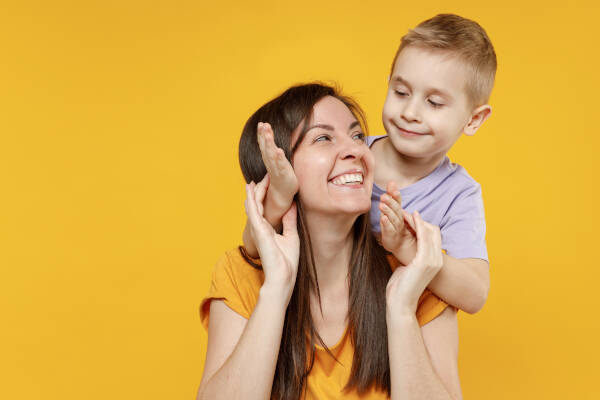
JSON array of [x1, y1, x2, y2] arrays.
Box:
[[243, 13, 496, 314]]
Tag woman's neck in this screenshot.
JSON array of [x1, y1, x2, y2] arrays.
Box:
[[304, 212, 356, 291]]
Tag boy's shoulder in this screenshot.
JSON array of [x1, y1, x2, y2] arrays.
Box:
[[440, 157, 481, 191], [408, 157, 481, 207]]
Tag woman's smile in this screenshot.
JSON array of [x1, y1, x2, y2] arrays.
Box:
[[291, 96, 374, 216]]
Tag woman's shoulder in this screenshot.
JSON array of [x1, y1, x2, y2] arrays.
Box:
[[200, 247, 265, 327], [215, 247, 265, 284]]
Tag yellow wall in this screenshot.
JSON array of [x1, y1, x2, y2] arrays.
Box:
[[1, 1, 599, 399]]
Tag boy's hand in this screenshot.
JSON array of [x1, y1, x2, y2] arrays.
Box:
[[257, 122, 298, 214], [379, 181, 417, 265], [385, 210, 443, 314]]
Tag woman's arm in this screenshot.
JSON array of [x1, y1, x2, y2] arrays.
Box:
[[388, 307, 462, 400], [386, 211, 462, 400], [199, 180, 299, 400], [197, 288, 289, 400]]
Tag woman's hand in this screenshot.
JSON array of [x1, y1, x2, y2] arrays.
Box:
[[380, 181, 417, 265], [245, 175, 299, 303], [386, 210, 443, 316]]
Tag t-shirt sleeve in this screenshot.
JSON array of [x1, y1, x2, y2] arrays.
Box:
[[387, 255, 449, 326], [440, 182, 488, 261], [199, 249, 263, 330], [416, 289, 450, 326]]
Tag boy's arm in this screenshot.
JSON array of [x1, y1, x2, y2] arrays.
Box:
[[428, 256, 489, 314], [380, 183, 489, 314], [242, 123, 298, 258]]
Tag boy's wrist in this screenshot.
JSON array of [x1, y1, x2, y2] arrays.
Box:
[[264, 190, 294, 224], [393, 244, 417, 266]]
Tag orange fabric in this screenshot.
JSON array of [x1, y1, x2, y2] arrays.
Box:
[[200, 247, 448, 399]]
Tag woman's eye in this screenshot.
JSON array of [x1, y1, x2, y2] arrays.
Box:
[[353, 132, 366, 141], [395, 90, 408, 97], [314, 134, 331, 142], [428, 99, 443, 108]]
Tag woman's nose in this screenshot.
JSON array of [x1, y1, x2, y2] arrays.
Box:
[[339, 136, 365, 160]]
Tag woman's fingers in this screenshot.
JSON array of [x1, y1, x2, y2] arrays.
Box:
[[412, 210, 442, 266], [413, 211, 427, 258], [281, 202, 298, 239], [254, 173, 270, 216], [245, 182, 261, 228], [401, 210, 415, 232]]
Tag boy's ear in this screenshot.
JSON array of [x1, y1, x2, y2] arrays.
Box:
[[464, 104, 492, 136]]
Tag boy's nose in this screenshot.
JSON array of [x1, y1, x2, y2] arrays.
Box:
[[401, 99, 421, 123]]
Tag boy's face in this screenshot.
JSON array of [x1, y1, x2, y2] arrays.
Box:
[[382, 46, 478, 160]]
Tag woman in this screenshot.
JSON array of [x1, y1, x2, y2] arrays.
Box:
[[198, 83, 461, 399]]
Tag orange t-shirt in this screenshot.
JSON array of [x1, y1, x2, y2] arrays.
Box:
[[200, 247, 448, 399]]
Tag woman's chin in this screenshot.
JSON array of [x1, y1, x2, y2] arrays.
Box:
[[333, 200, 371, 217]]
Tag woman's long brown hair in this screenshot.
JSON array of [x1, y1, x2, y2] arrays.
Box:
[[238, 83, 391, 399]]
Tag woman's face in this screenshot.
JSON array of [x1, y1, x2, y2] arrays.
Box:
[[291, 96, 374, 217]]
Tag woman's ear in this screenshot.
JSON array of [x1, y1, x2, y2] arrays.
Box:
[[464, 104, 492, 136]]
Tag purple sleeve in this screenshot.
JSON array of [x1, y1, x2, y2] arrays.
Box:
[[440, 183, 488, 261]]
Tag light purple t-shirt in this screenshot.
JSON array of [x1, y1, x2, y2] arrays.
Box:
[[367, 135, 488, 261]]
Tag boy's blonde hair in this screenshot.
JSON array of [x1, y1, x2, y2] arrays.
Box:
[[391, 14, 497, 106]]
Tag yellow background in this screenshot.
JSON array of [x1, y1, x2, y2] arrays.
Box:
[[1, 1, 599, 398]]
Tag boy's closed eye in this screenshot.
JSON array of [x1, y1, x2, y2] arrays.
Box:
[[427, 98, 444, 108]]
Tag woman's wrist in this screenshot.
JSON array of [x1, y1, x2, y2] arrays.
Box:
[[386, 304, 418, 329], [259, 282, 293, 309]]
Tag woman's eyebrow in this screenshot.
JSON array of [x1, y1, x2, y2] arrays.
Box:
[[306, 121, 360, 133], [305, 123, 334, 132]]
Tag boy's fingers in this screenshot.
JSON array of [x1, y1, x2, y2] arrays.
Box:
[[380, 214, 395, 236], [273, 149, 293, 180], [380, 202, 402, 230], [386, 181, 398, 195], [257, 123, 266, 151], [275, 148, 293, 170], [384, 193, 404, 220], [257, 123, 278, 172]]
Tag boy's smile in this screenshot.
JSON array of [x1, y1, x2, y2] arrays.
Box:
[[382, 46, 484, 162]]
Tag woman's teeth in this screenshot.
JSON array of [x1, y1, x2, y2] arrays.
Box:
[[332, 173, 363, 185]]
